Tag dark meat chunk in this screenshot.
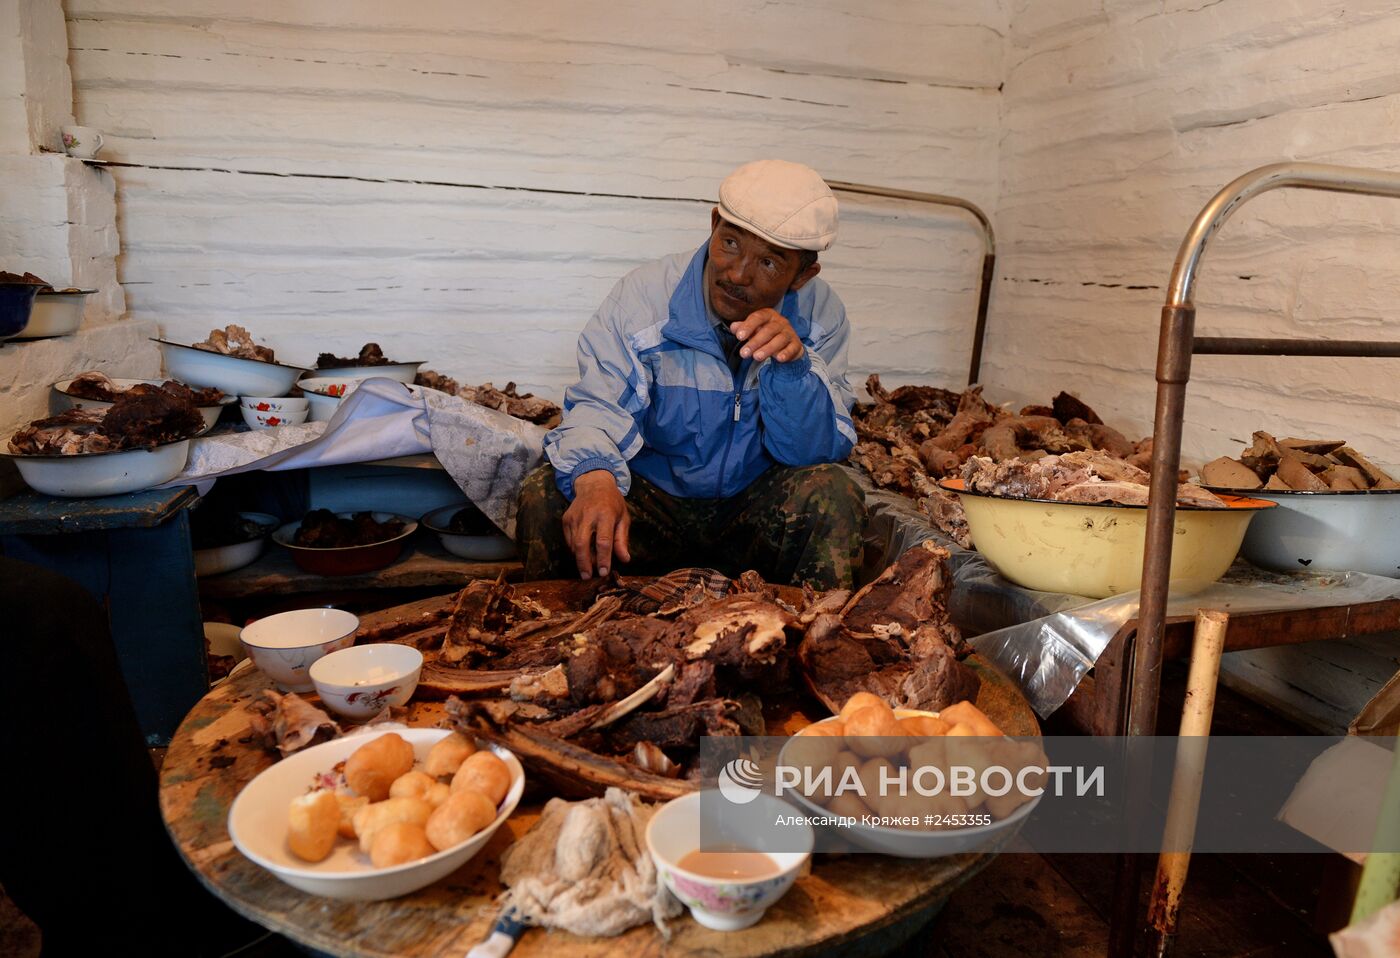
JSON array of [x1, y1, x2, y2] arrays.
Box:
[[0, 271, 49, 285], [1052, 391, 1103, 425], [604, 699, 742, 752], [291, 509, 405, 548], [413, 373, 562, 426], [897, 643, 982, 712], [317, 342, 394, 368], [663, 660, 716, 708], [841, 541, 956, 636], [797, 621, 979, 714], [8, 408, 110, 455], [447, 504, 499, 536], [99, 389, 207, 449]]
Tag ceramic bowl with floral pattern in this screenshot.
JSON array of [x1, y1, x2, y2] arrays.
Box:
[[310, 643, 423, 721], [239, 608, 359, 692], [646, 790, 812, 931]]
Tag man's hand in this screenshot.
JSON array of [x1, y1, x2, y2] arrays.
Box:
[[562, 469, 631, 580], [730, 308, 804, 363]]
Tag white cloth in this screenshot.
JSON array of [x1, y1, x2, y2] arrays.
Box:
[[161, 378, 546, 536]]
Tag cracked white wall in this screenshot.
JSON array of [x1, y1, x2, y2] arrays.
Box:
[[990, 0, 1400, 470], [65, 0, 1006, 394]]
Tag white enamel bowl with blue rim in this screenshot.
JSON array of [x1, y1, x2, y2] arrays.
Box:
[[2, 436, 191, 498], [155, 338, 308, 397], [238, 608, 359, 693], [227, 729, 524, 901], [1202, 485, 1400, 577]]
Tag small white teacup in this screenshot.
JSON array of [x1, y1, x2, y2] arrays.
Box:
[[61, 126, 105, 159]]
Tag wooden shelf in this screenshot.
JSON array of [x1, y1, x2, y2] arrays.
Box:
[[198, 531, 520, 598]]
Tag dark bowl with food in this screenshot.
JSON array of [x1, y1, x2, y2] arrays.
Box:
[[271, 510, 418, 576], [421, 503, 516, 560]]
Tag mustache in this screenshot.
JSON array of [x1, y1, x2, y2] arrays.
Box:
[[716, 281, 750, 303]]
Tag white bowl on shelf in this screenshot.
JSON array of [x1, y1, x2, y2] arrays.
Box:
[[227, 729, 524, 901], [53, 377, 235, 434], [238, 608, 359, 692], [298, 377, 364, 423], [155, 338, 307, 397], [241, 403, 310, 430], [309, 644, 424, 720], [1203, 486, 1400, 577], [308, 362, 423, 385], [14, 289, 95, 338], [2, 437, 191, 498], [193, 511, 280, 577], [420, 504, 517, 561]]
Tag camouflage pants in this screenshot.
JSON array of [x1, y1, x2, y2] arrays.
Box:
[[515, 463, 866, 590]]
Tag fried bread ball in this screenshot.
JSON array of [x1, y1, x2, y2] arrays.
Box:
[[450, 751, 511, 806], [839, 692, 888, 722], [287, 790, 339, 862], [844, 704, 905, 758], [334, 790, 369, 839], [369, 821, 435, 868], [425, 790, 497, 851], [345, 733, 415, 801], [424, 731, 476, 778], [353, 797, 433, 853], [389, 770, 437, 803]]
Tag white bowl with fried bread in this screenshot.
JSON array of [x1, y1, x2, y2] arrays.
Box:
[[155, 338, 308, 397], [227, 729, 524, 900], [779, 710, 1042, 858]]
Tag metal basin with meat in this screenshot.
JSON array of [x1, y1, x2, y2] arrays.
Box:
[[940, 478, 1276, 599]]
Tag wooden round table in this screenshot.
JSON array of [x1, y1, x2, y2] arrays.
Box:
[[161, 643, 1037, 956]]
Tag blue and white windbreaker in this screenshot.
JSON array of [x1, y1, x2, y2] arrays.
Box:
[[544, 242, 857, 500]]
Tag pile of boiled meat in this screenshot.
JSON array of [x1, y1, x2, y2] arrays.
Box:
[[850, 375, 1165, 544], [1201, 432, 1398, 492], [362, 542, 974, 801]]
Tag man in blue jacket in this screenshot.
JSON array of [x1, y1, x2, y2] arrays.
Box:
[[516, 159, 866, 589]]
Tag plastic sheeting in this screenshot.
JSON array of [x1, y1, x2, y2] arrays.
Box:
[[858, 472, 1400, 718]]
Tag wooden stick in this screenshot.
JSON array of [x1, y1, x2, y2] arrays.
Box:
[[1349, 728, 1400, 923], [1147, 609, 1229, 958]]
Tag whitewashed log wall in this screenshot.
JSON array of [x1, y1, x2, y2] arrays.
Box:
[[991, 0, 1400, 469], [64, 0, 1005, 395]]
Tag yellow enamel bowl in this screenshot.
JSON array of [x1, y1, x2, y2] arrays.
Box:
[[938, 478, 1276, 599]]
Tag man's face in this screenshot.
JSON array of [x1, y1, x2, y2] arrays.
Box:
[[705, 209, 820, 325]]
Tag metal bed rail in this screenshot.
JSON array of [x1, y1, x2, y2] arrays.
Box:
[[1113, 161, 1400, 957], [826, 180, 996, 386]]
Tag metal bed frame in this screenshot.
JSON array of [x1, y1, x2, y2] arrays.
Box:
[[1112, 162, 1400, 956], [826, 181, 995, 386]]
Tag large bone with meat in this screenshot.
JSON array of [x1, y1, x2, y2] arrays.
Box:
[[449, 697, 692, 802]]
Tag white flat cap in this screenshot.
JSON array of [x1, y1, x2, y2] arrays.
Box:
[[716, 159, 838, 252]]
